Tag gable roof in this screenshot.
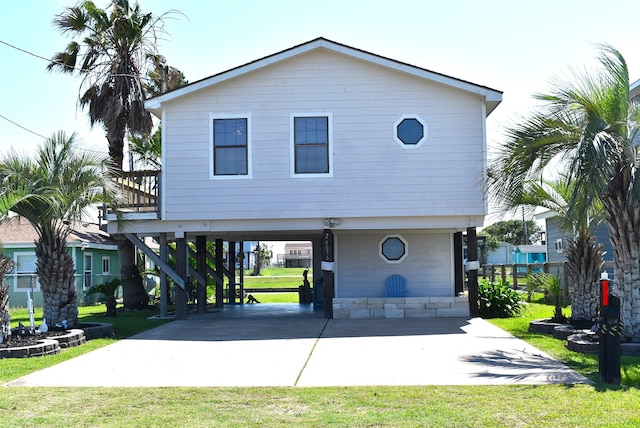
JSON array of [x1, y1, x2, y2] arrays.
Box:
[[145, 37, 502, 116], [0, 217, 116, 249]]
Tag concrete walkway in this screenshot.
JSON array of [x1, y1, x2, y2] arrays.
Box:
[[4, 305, 591, 387]]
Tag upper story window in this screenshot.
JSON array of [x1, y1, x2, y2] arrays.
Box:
[[291, 113, 333, 176], [393, 115, 428, 148], [210, 114, 252, 178]]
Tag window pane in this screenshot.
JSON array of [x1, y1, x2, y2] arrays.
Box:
[[294, 117, 329, 173], [214, 119, 247, 146], [295, 117, 328, 144], [382, 238, 405, 261], [397, 118, 423, 145], [215, 147, 247, 175], [213, 118, 248, 175], [296, 145, 328, 173], [16, 254, 37, 289]]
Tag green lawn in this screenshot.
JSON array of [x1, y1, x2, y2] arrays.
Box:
[[2, 286, 640, 427], [242, 267, 311, 303]]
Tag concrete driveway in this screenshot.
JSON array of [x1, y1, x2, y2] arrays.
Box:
[[4, 305, 591, 387]]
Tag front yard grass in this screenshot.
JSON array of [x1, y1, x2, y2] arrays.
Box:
[[2, 291, 639, 427]]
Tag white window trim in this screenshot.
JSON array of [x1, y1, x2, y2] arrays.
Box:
[[290, 112, 334, 178], [102, 256, 111, 276], [393, 114, 428, 149], [13, 252, 40, 292], [83, 252, 93, 291], [379, 234, 408, 264], [209, 112, 253, 180]]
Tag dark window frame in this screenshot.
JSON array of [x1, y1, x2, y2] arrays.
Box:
[[292, 115, 331, 175], [212, 117, 249, 176]]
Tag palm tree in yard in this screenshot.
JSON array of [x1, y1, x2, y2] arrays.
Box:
[[48, 0, 179, 308], [0, 132, 111, 327], [488, 45, 640, 341], [489, 175, 605, 326]]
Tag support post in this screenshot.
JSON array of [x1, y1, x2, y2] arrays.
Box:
[[238, 241, 245, 305], [215, 239, 224, 308], [196, 235, 207, 314], [453, 232, 464, 295], [228, 241, 237, 304], [175, 236, 188, 320], [466, 227, 479, 317], [321, 229, 335, 319], [159, 233, 168, 318]]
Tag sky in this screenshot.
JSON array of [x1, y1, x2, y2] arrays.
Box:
[[1, 0, 639, 227]]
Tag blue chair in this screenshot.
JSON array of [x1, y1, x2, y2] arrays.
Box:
[[385, 274, 410, 297]]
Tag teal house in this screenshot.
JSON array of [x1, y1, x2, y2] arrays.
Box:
[[0, 217, 120, 308], [511, 244, 547, 264]]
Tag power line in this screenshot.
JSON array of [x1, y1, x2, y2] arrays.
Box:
[[0, 38, 154, 80], [0, 113, 47, 139], [0, 39, 56, 67], [0, 113, 108, 156]]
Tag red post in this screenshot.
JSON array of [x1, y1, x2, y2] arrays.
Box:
[[601, 273, 609, 307]]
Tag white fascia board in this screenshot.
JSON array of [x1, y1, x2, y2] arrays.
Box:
[[535, 209, 559, 220], [67, 241, 118, 251]]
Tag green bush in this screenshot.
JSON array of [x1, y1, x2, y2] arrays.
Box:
[[478, 278, 524, 318]]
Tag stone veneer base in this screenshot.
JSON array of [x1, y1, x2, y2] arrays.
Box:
[[332, 296, 470, 319]]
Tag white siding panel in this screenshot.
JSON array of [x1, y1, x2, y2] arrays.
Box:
[[336, 232, 453, 298], [162, 50, 486, 222]]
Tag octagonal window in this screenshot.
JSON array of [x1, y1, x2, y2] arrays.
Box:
[[379, 235, 408, 264], [393, 115, 428, 148]]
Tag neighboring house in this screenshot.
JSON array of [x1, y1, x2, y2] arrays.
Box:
[[0, 217, 120, 307], [511, 245, 546, 264], [283, 242, 313, 268], [108, 37, 502, 319], [485, 242, 514, 265], [536, 210, 614, 265], [631, 79, 639, 102]]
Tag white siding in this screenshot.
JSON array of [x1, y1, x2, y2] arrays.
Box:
[[162, 50, 486, 222], [335, 231, 453, 298]]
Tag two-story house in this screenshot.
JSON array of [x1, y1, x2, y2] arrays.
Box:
[[108, 38, 502, 319]]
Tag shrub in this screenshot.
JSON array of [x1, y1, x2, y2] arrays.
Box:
[[478, 278, 525, 318], [528, 272, 566, 322]]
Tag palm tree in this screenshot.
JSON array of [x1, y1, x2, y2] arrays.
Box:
[[48, 0, 179, 309], [488, 45, 640, 341], [1, 251, 12, 343], [0, 132, 110, 327], [489, 175, 605, 325]]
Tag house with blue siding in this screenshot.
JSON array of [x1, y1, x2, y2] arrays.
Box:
[[0, 217, 119, 307], [107, 38, 502, 319]]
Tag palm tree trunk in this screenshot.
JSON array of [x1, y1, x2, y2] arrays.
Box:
[[1, 255, 11, 342], [115, 235, 149, 309], [564, 235, 604, 325], [35, 228, 78, 327], [604, 193, 640, 342]]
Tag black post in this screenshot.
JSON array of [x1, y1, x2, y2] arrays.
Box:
[[454, 232, 464, 295], [466, 227, 479, 317], [598, 273, 621, 384], [215, 239, 224, 308], [196, 235, 207, 314], [321, 229, 335, 319], [175, 236, 187, 320], [228, 241, 237, 304]]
